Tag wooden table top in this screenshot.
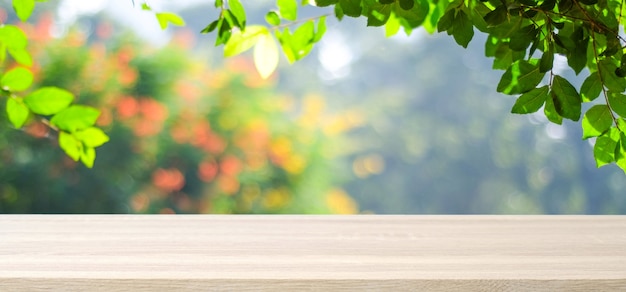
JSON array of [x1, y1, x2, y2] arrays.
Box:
[[1, 215, 625, 291]]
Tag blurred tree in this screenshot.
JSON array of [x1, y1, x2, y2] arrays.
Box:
[[0, 13, 358, 214]]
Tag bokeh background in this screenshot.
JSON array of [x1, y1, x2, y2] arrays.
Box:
[[1, 0, 625, 214]]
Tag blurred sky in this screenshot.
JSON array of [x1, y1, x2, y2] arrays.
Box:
[[58, 0, 205, 44]]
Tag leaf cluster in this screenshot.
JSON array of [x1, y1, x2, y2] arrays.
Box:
[[2, 0, 109, 168], [203, 0, 626, 173]]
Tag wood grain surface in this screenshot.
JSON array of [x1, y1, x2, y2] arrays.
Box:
[[1, 215, 625, 291]]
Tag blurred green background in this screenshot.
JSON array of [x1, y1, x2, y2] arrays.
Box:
[[1, 0, 625, 214]]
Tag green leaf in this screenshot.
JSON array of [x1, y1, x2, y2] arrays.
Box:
[[50, 105, 101, 132], [0, 25, 28, 49], [0, 43, 5, 64], [608, 91, 626, 117], [483, 5, 507, 27], [540, 0, 556, 9], [567, 43, 587, 75], [385, 13, 401, 37], [224, 26, 267, 57], [599, 59, 626, 92], [539, 51, 554, 73], [6, 97, 29, 128], [511, 86, 548, 114], [287, 21, 315, 60], [265, 11, 281, 26], [155, 12, 186, 30], [80, 146, 96, 168], [24, 87, 74, 115], [229, 0, 247, 28], [340, 0, 362, 17], [74, 127, 110, 147], [366, 3, 392, 26], [276, 21, 316, 63], [509, 25, 536, 51], [278, 0, 298, 21], [490, 40, 525, 70], [451, 10, 474, 48], [58, 131, 81, 161], [437, 8, 455, 33], [581, 72, 602, 102], [13, 0, 35, 22], [276, 29, 295, 63], [254, 32, 279, 79], [398, 0, 414, 10], [615, 144, 626, 174], [7, 47, 32, 66], [335, 4, 345, 20], [551, 75, 582, 121], [582, 105, 613, 139], [215, 18, 232, 46], [544, 90, 563, 124], [1, 67, 33, 92], [315, 0, 338, 6], [594, 128, 620, 167], [313, 16, 327, 43], [141, 3, 151, 10], [468, 1, 490, 33], [489, 16, 522, 39], [497, 59, 545, 95], [201, 20, 220, 34], [393, 0, 429, 28]]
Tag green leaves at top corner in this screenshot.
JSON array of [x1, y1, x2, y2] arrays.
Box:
[[497, 59, 545, 95], [13, 0, 35, 22], [155, 12, 186, 30], [23, 87, 74, 116]]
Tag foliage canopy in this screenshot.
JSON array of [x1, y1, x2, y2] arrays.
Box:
[[3, 0, 626, 173]]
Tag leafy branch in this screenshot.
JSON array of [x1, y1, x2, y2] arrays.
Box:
[[1, 1, 110, 168]]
